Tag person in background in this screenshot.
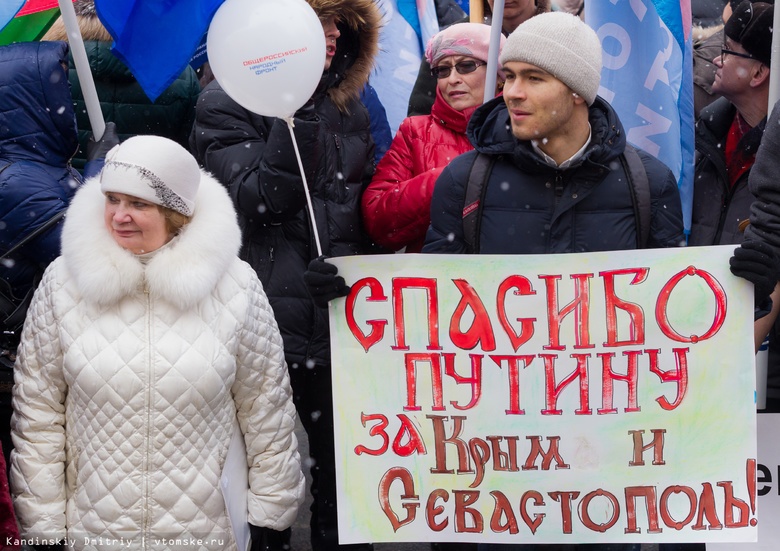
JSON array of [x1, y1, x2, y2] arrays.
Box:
[[551, 0, 584, 16], [693, 0, 729, 26], [42, 0, 200, 173], [691, 7, 724, 117], [0, 40, 116, 478], [190, 0, 381, 549], [360, 83, 393, 164], [681, 14, 776, 551], [363, 23, 505, 253], [407, 0, 549, 117], [735, 99, 780, 414], [688, 0, 773, 247], [10, 135, 304, 550]]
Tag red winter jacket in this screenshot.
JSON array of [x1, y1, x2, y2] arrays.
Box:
[[362, 87, 478, 252]]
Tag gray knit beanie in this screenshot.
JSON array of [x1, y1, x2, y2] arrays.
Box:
[[499, 11, 602, 105]]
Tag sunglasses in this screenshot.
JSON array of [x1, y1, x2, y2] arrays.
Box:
[[431, 60, 486, 80]]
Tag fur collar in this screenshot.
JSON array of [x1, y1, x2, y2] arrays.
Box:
[[307, 0, 380, 112], [61, 171, 241, 310]]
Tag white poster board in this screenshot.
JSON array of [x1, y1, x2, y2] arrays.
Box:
[[329, 247, 757, 545]]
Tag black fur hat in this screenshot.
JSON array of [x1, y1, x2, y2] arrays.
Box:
[[729, 0, 774, 10], [725, 1, 774, 66]]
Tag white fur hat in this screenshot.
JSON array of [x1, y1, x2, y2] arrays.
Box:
[[100, 135, 200, 216], [499, 11, 602, 105]]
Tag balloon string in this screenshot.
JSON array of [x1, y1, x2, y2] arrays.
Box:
[[286, 119, 323, 257]]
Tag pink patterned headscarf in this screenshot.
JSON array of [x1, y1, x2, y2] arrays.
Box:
[[425, 22, 506, 77]]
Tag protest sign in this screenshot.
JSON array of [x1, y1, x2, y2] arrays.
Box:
[[329, 246, 757, 545]]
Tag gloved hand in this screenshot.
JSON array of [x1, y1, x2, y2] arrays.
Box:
[[730, 240, 780, 305], [86, 121, 119, 162], [303, 255, 350, 308], [249, 524, 291, 551]]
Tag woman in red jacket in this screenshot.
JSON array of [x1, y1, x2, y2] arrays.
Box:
[[362, 23, 505, 252]]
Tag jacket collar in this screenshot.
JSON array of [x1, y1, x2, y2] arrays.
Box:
[[430, 87, 479, 135], [466, 95, 627, 169], [60, 172, 242, 310]]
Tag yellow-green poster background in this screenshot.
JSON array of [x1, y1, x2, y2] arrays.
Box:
[[329, 246, 756, 544]]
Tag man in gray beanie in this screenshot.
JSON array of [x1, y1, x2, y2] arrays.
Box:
[[422, 12, 683, 551], [424, 11, 683, 254]]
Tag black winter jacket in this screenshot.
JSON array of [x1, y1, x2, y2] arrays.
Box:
[[689, 97, 766, 246], [190, 0, 380, 368], [423, 96, 685, 254], [745, 100, 780, 401]]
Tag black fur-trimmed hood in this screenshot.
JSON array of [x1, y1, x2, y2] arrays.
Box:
[[306, 0, 380, 112]]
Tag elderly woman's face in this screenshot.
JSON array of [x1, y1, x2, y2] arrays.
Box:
[[104, 192, 171, 254], [434, 55, 488, 111]]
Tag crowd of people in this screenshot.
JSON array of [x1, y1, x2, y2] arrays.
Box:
[[1, 0, 778, 550]]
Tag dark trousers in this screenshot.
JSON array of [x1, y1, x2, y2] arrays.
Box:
[[290, 360, 372, 551]]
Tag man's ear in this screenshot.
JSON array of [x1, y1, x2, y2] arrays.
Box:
[[751, 62, 771, 88], [572, 92, 586, 106]]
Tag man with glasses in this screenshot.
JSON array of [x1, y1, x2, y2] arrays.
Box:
[[689, 0, 774, 247], [681, 5, 774, 547]]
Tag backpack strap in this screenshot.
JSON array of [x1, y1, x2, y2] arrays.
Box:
[[620, 144, 651, 249], [462, 153, 498, 254]]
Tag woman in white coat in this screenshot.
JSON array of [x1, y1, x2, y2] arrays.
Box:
[[10, 136, 304, 549]]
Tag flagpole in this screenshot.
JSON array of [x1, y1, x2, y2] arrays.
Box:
[[57, 0, 105, 140], [470, 0, 483, 23], [483, 0, 504, 104], [769, 3, 780, 116]]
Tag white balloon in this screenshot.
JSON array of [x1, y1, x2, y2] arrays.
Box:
[[207, 0, 326, 118]]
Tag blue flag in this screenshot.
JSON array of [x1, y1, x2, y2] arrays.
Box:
[[585, 0, 695, 233], [397, 0, 439, 50], [0, 1, 25, 33], [373, 0, 437, 134], [94, 0, 224, 102]]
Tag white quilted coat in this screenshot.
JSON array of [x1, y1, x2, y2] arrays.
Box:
[[10, 173, 305, 549]]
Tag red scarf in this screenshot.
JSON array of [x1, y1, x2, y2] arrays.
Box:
[[724, 113, 756, 188]]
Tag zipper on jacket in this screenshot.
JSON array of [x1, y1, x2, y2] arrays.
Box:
[[333, 133, 342, 156], [142, 284, 152, 549], [333, 133, 345, 197], [553, 171, 565, 206]]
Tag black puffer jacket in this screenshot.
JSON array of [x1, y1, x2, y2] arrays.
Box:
[[190, 0, 380, 368], [745, 99, 780, 403], [689, 97, 766, 246], [423, 96, 685, 253]]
